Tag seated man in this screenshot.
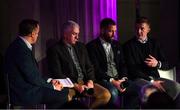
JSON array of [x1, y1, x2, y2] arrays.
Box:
[[47, 20, 111, 109], [86, 18, 139, 108], [4, 19, 69, 108], [123, 16, 180, 108]]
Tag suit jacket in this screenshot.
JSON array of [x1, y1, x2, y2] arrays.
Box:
[[47, 40, 95, 83], [123, 37, 170, 81], [4, 37, 53, 105], [86, 37, 127, 81]]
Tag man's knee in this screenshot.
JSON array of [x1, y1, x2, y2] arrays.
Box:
[[110, 88, 119, 99], [100, 89, 111, 103]]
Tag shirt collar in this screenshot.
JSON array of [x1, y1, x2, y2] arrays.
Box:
[[64, 41, 72, 48], [19, 36, 32, 51], [100, 37, 111, 46], [137, 37, 148, 44]]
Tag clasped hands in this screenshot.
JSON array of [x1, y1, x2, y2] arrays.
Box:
[[74, 80, 94, 94], [111, 79, 126, 93]]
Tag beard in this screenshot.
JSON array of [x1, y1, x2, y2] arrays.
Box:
[[103, 34, 113, 43]]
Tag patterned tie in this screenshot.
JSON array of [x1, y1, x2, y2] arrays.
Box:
[[69, 46, 84, 82]]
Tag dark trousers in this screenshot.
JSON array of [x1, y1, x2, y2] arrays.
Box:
[[41, 87, 69, 109], [98, 80, 120, 108], [98, 80, 139, 109], [134, 78, 180, 108]]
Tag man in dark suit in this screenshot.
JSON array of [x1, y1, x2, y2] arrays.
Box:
[[123, 17, 180, 108], [4, 19, 69, 108], [47, 20, 111, 109], [86, 18, 139, 108]]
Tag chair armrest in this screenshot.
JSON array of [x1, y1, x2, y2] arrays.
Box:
[[158, 67, 176, 81]]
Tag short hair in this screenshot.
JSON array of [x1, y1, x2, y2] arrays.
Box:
[[19, 19, 39, 36], [100, 18, 116, 29], [61, 20, 79, 34], [136, 17, 150, 26]]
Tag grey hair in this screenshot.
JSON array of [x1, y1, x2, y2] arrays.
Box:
[[61, 20, 80, 35]]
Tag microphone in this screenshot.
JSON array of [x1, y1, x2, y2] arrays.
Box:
[[83, 88, 94, 95], [120, 78, 129, 89]]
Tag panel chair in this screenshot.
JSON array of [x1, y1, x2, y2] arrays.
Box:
[[158, 67, 176, 81]]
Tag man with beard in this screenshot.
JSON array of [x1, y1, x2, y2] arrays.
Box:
[[86, 18, 139, 108]]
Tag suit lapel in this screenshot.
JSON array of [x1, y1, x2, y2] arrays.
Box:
[[96, 38, 107, 62], [59, 41, 74, 65], [17, 37, 39, 67], [73, 43, 83, 69], [111, 41, 118, 61], [30, 51, 39, 67]]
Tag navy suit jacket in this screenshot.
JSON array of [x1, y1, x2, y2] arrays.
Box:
[[86, 37, 127, 81], [4, 37, 53, 105], [47, 40, 95, 83]]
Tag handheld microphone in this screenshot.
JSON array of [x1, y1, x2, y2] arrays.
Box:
[[83, 88, 94, 95], [120, 78, 129, 89]]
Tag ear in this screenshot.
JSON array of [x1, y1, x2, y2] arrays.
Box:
[[101, 28, 105, 34], [148, 27, 151, 33], [28, 32, 33, 37]]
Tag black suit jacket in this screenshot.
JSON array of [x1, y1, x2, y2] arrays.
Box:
[[47, 40, 95, 83], [123, 37, 170, 81], [4, 37, 53, 105], [86, 37, 127, 81]]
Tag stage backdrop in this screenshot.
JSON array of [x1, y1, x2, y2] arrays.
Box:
[[39, 0, 117, 61], [38, 0, 117, 74]]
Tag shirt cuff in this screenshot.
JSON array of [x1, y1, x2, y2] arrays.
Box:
[[157, 61, 162, 68], [47, 78, 56, 90], [47, 78, 52, 83], [121, 77, 128, 80], [109, 78, 114, 82], [150, 79, 154, 83], [149, 76, 154, 83]]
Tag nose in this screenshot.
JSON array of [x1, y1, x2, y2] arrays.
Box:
[[75, 35, 79, 40], [138, 29, 142, 33], [112, 31, 115, 37]]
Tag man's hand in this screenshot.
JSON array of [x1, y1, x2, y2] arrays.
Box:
[[51, 79, 59, 85], [111, 79, 126, 93], [152, 80, 165, 92], [144, 55, 158, 67], [51, 79, 63, 91], [86, 80, 94, 88], [74, 83, 86, 93]]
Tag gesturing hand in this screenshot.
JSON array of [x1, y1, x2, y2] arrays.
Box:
[[144, 55, 158, 67], [74, 83, 86, 93], [86, 80, 94, 88]]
